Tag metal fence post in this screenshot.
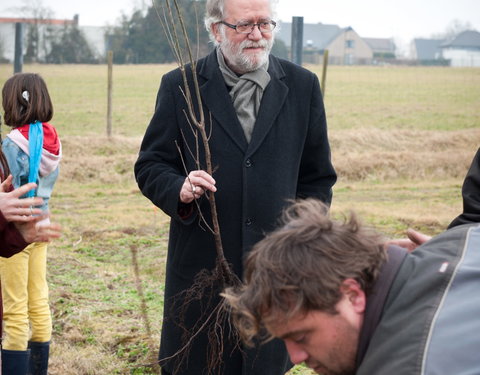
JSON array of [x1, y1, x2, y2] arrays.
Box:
[[291, 16, 304, 66], [14, 23, 24, 73]]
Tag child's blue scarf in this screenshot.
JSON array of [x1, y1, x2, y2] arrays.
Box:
[[26, 121, 44, 198]]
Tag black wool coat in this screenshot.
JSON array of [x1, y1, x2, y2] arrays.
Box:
[[134, 50, 337, 375], [449, 148, 480, 228]]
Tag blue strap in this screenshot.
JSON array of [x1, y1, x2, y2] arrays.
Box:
[[26, 121, 44, 198]]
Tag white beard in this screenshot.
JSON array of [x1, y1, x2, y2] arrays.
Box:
[[219, 31, 273, 73]]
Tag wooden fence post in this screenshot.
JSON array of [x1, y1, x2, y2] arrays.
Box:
[[107, 50, 113, 138], [321, 50, 329, 97]]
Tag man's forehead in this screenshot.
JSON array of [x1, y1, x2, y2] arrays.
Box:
[[265, 310, 309, 337], [224, 0, 272, 16]]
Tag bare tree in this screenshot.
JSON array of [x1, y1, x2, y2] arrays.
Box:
[[431, 19, 474, 41]]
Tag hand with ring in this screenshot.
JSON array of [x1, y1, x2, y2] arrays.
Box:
[[0, 176, 44, 222], [179, 170, 217, 204]]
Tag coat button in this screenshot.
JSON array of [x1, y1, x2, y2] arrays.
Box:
[[245, 159, 252, 168], [245, 218, 253, 226]]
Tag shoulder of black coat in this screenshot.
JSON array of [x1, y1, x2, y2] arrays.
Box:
[[269, 54, 316, 80]]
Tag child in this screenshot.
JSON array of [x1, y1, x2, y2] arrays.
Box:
[[0, 73, 61, 375]]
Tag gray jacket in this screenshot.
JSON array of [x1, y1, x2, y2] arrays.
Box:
[[358, 223, 480, 374]]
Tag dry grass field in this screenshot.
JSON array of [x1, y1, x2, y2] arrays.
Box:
[[0, 63, 479, 374]]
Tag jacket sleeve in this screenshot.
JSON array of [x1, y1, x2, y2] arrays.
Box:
[[448, 148, 480, 228], [0, 211, 29, 258], [2, 138, 29, 190], [134, 73, 196, 223], [296, 73, 337, 204]]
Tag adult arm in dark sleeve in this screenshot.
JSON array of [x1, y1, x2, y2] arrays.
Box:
[[0, 211, 29, 258], [448, 148, 480, 228], [134, 73, 197, 223], [297, 74, 337, 204]]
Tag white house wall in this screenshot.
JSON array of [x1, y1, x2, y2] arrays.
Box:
[[0, 23, 17, 61], [443, 48, 480, 67], [0, 23, 58, 62]]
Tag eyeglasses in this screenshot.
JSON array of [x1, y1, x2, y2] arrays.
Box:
[[219, 20, 277, 34]]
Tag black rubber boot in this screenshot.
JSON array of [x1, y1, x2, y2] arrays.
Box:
[[1, 349, 30, 375], [27, 341, 50, 375]]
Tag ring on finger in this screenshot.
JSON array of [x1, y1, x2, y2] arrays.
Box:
[[30, 206, 34, 215], [192, 185, 197, 193]]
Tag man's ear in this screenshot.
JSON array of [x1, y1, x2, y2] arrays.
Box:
[[212, 23, 223, 44], [340, 278, 366, 314]]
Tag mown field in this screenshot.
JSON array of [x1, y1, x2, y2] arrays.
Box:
[[0, 63, 479, 374]]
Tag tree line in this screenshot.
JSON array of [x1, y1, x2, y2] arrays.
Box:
[[10, 0, 287, 64], [107, 0, 211, 64]]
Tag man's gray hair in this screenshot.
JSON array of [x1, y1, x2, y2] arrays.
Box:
[[204, 0, 278, 45], [204, 0, 225, 39]]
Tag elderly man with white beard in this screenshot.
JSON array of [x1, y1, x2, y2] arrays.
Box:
[[134, 0, 337, 374]]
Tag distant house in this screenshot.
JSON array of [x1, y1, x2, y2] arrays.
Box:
[[327, 27, 374, 65], [0, 16, 106, 63], [440, 30, 480, 67], [276, 22, 390, 65], [0, 16, 76, 62], [411, 38, 445, 64], [276, 22, 340, 50], [363, 37, 396, 61]]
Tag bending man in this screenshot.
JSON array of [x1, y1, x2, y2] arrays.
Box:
[[226, 199, 480, 375]]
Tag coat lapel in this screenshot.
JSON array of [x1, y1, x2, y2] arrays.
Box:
[[199, 51, 248, 152]]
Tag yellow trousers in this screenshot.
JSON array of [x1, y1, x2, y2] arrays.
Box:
[[0, 242, 52, 350]]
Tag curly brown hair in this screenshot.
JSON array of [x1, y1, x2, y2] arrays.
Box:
[[223, 199, 387, 345]]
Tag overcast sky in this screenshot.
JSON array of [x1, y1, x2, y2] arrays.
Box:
[[2, 0, 479, 50]]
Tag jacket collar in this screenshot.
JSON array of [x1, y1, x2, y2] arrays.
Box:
[[198, 49, 289, 154], [355, 245, 408, 369]]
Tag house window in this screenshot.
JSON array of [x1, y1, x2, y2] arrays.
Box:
[[345, 39, 355, 49]]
